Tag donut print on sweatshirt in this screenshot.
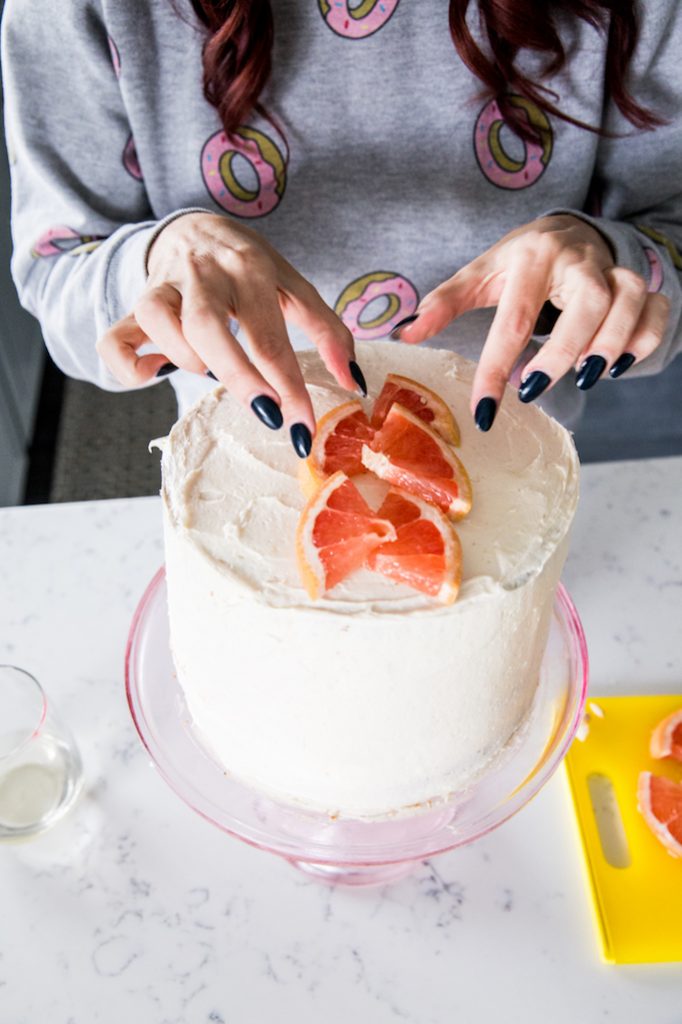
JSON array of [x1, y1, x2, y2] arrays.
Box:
[[3, 0, 682, 401], [318, 0, 400, 38]]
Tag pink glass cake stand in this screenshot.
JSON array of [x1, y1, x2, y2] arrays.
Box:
[[125, 568, 588, 887]]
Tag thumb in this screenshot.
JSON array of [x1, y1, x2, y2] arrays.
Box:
[[395, 257, 503, 344]]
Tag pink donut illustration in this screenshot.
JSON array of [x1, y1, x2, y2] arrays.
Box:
[[643, 247, 663, 293], [108, 35, 121, 78], [335, 271, 418, 340], [32, 226, 106, 258], [201, 126, 287, 218], [474, 95, 553, 190], [123, 134, 143, 181], [636, 224, 682, 272], [318, 0, 400, 38]]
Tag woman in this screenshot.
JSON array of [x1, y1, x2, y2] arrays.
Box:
[[2, 0, 680, 456]]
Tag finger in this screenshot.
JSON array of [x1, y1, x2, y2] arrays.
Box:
[[395, 255, 501, 345], [270, 256, 359, 394], [134, 283, 207, 376], [610, 292, 671, 378], [517, 268, 611, 398], [234, 286, 316, 435], [471, 254, 550, 417], [572, 267, 648, 388], [96, 314, 171, 386], [179, 281, 283, 420]]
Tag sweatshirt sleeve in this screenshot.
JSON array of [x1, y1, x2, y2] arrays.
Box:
[[542, 3, 682, 377], [1, 0, 169, 391]]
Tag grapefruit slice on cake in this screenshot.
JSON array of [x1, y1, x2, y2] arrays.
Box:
[[300, 401, 375, 497], [637, 771, 682, 858], [362, 404, 472, 520], [371, 373, 460, 445], [296, 471, 396, 599], [650, 708, 682, 762], [367, 489, 462, 604]]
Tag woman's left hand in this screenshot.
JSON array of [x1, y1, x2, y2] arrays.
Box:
[[395, 214, 671, 428]]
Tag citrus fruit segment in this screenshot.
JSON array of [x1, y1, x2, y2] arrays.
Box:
[[296, 471, 396, 599], [367, 489, 462, 604], [361, 404, 473, 520], [303, 401, 375, 491], [650, 708, 682, 762], [371, 373, 461, 445], [637, 771, 682, 858]]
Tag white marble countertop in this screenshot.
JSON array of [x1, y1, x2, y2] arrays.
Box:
[[1, 456, 681, 1023]]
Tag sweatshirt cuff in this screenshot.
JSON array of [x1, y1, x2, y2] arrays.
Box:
[[540, 207, 653, 287], [100, 208, 240, 392], [540, 208, 681, 377]]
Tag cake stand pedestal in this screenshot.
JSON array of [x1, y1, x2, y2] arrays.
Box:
[[125, 569, 588, 887]]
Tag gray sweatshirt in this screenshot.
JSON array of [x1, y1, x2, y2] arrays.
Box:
[[2, 0, 682, 417]]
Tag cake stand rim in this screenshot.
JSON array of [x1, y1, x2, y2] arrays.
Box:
[[125, 567, 588, 866]]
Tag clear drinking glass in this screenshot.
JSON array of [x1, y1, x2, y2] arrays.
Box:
[[0, 665, 84, 839]]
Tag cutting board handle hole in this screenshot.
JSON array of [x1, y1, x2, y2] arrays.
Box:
[[587, 773, 631, 869]]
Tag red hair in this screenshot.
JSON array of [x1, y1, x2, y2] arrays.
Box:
[[186, 0, 663, 142], [187, 0, 275, 137]]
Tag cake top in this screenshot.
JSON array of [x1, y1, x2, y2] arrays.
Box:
[[160, 341, 579, 614]]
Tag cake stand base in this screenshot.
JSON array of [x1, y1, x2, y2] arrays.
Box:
[[126, 569, 588, 890], [288, 858, 419, 887]]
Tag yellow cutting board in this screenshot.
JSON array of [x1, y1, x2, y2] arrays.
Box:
[[564, 693, 682, 964]]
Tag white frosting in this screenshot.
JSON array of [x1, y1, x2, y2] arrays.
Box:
[[161, 342, 579, 818]]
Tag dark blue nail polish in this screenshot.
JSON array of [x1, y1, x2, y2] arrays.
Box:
[[390, 314, 419, 340], [348, 360, 367, 397], [155, 362, 178, 377], [576, 355, 607, 391], [474, 397, 497, 432], [609, 352, 636, 379], [206, 370, 218, 381], [290, 423, 312, 458], [250, 395, 283, 430], [518, 370, 551, 404]]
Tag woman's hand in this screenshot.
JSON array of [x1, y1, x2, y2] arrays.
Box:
[[394, 214, 671, 430], [96, 212, 365, 455]]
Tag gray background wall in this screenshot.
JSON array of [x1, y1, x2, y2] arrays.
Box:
[[0, 50, 44, 505]]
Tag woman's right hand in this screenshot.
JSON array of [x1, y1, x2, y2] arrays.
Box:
[[96, 212, 365, 456]]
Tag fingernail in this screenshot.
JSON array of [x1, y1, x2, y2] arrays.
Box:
[[390, 314, 419, 340], [156, 362, 178, 377], [518, 370, 551, 404], [250, 395, 283, 430], [474, 397, 497, 432], [206, 370, 218, 381], [576, 354, 607, 391], [290, 423, 312, 458], [348, 360, 367, 397], [609, 352, 636, 380]]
